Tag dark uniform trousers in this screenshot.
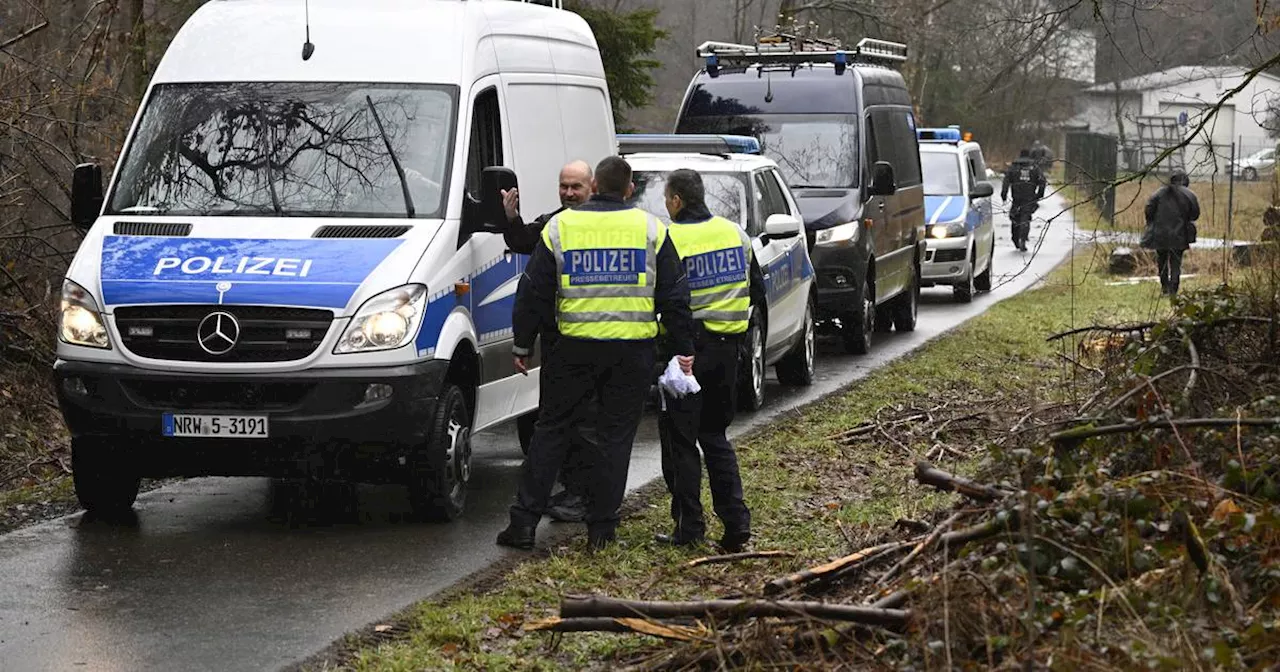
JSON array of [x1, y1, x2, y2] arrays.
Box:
[[516, 335, 598, 499], [510, 337, 656, 536], [658, 332, 751, 540]]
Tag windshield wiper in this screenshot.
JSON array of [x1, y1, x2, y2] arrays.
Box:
[[364, 95, 415, 219]]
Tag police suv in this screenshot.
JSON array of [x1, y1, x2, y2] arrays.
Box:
[[54, 0, 616, 518], [619, 134, 816, 411], [917, 127, 995, 303]]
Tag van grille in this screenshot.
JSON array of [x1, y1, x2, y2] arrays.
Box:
[[113, 221, 193, 236], [120, 380, 315, 411], [313, 225, 410, 239], [114, 305, 334, 363]]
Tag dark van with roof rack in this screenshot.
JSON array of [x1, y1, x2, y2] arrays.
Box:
[[674, 34, 925, 354]]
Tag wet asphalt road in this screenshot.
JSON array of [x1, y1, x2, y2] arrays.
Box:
[[0, 199, 1077, 672]]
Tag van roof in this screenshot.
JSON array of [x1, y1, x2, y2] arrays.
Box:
[[626, 153, 780, 174], [681, 65, 911, 114], [152, 0, 603, 87]]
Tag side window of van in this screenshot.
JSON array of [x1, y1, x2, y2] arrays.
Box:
[[867, 109, 921, 188], [465, 88, 503, 198]]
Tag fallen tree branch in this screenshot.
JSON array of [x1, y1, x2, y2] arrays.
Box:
[[914, 461, 1009, 502], [560, 595, 912, 628], [762, 540, 912, 595], [525, 616, 707, 641], [937, 515, 1017, 548], [1046, 322, 1155, 342], [879, 512, 965, 584], [686, 550, 795, 568], [1050, 417, 1280, 446], [0, 21, 49, 51]]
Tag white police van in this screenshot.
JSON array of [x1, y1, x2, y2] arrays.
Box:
[[618, 134, 816, 411], [54, 0, 616, 519], [917, 127, 995, 303]]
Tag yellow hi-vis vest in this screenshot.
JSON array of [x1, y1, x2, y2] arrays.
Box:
[[666, 216, 752, 335], [542, 207, 667, 341]]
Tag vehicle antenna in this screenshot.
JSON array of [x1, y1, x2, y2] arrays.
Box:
[[301, 0, 315, 61]]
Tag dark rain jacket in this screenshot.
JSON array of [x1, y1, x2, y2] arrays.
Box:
[[1001, 158, 1047, 204], [512, 194, 695, 358], [1142, 184, 1200, 251]]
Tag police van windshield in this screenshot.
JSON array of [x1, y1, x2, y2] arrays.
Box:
[[107, 82, 457, 218], [677, 114, 858, 190], [920, 152, 963, 196], [630, 171, 748, 225]]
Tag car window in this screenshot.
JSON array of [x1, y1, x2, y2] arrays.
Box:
[[754, 171, 788, 222], [867, 108, 922, 188], [920, 152, 963, 196], [629, 170, 749, 227], [764, 170, 791, 216]]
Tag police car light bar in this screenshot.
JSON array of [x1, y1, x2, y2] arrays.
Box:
[[696, 35, 907, 75], [917, 127, 963, 143], [617, 134, 761, 156]]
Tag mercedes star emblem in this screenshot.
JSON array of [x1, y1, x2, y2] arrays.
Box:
[[197, 311, 241, 355]]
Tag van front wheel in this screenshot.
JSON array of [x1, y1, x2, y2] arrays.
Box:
[[840, 278, 874, 355], [72, 437, 141, 514], [409, 383, 473, 522]]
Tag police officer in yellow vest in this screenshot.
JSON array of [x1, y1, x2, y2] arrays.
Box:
[[655, 169, 760, 552], [498, 156, 695, 551]]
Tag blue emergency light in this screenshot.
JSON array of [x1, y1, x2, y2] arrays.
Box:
[[617, 134, 761, 156], [917, 127, 963, 142]]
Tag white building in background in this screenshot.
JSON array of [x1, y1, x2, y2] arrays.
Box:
[[1073, 65, 1280, 176]]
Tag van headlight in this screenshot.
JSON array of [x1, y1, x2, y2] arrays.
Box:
[[335, 284, 428, 354], [815, 222, 859, 247], [60, 279, 110, 349], [929, 222, 967, 239]]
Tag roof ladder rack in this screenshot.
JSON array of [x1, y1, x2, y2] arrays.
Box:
[[696, 34, 907, 75]]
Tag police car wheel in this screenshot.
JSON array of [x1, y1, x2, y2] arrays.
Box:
[[737, 313, 766, 411], [776, 295, 815, 386], [953, 255, 975, 304], [71, 437, 141, 515], [408, 383, 472, 522], [841, 279, 874, 355], [974, 239, 994, 292]]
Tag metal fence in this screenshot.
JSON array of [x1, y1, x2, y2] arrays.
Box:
[[1065, 131, 1118, 222]]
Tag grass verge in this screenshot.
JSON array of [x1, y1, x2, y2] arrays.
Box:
[[312, 247, 1191, 671]]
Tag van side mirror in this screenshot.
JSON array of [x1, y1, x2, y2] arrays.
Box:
[[71, 163, 104, 231], [969, 181, 994, 200], [476, 166, 518, 231], [868, 161, 896, 197], [763, 213, 802, 240]]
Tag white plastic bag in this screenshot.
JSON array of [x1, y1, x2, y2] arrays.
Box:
[[658, 356, 700, 400]]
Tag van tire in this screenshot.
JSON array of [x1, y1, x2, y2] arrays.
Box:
[[776, 295, 815, 386], [974, 239, 994, 292], [72, 437, 141, 514], [408, 383, 473, 522], [737, 313, 766, 411], [841, 278, 874, 355], [953, 252, 976, 303], [893, 264, 919, 332]]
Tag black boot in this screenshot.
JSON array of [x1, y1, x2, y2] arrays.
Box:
[[719, 530, 751, 553], [496, 523, 536, 550], [654, 531, 705, 547]]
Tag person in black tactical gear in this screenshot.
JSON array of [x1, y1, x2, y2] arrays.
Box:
[[1141, 169, 1200, 296], [500, 160, 597, 523], [1001, 149, 1047, 252]]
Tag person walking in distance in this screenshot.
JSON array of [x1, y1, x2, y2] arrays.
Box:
[[497, 156, 695, 551], [1142, 169, 1200, 296], [501, 160, 597, 522], [1001, 149, 1046, 252], [654, 169, 758, 552]]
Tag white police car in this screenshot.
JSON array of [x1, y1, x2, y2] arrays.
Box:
[[618, 134, 816, 411], [917, 128, 995, 302]]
